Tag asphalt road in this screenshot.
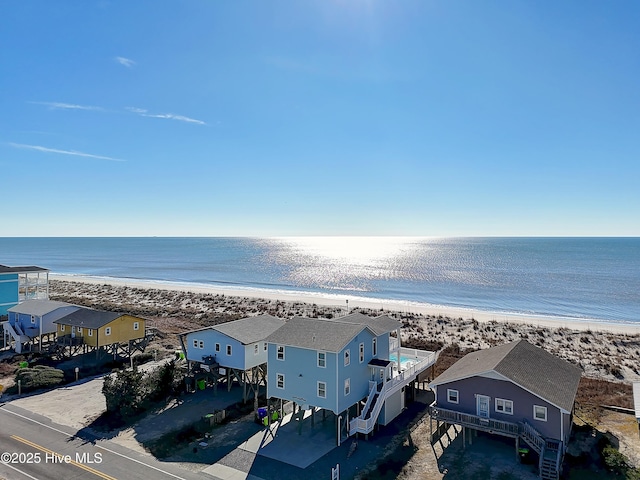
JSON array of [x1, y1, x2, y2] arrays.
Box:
[[0, 403, 218, 480]]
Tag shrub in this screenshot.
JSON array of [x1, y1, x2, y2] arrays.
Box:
[[102, 367, 146, 420], [15, 366, 65, 392], [602, 446, 628, 475]]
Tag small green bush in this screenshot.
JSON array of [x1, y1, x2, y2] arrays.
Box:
[[15, 366, 65, 392]]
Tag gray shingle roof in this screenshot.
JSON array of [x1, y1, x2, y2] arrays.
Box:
[[335, 312, 401, 336], [430, 339, 582, 412], [0, 265, 49, 273], [8, 300, 76, 316], [266, 316, 373, 353], [54, 308, 125, 329], [212, 314, 286, 345]]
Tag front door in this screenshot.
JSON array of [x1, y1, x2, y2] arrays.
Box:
[[71, 326, 76, 338], [477, 395, 490, 418]]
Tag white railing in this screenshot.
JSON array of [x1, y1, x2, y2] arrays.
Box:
[[2, 321, 29, 353], [388, 350, 438, 396], [350, 382, 388, 435], [350, 349, 439, 435]]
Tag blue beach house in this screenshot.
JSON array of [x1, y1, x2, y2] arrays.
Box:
[[180, 314, 286, 402], [3, 300, 79, 353], [0, 264, 49, 316], [265, 313, 439, 444]]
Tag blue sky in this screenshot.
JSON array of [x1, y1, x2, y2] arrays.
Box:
[[1, 1, 639, 237]]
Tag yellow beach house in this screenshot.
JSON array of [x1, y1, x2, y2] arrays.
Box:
[[53, 307, 147, 358]]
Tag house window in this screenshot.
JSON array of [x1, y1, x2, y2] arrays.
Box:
[[533, 405, 548, 422], [276, 373, 285, 389], [226, 345, 232, 356], [193, 339, 199, 348], [344, 378, 350, 396], [31, 315, 36, 324], [344, 349, 350, 366], [318, 381, 326, 399], [133, 322, 139, 331], [495, 398, 513, 415], [359, 343, 364, 363], [105, 327, 111, 336], [264, 342, 267, 351], [215, 343, 220, 352], [254, 344, 259, 355], [277, 345, 285, 360], [199, 340, 204, 349], [447, 389, 459, 404], [88, 329, 93, 337], [78, 328, 83, 334], [61, 325, 65, 332], [372, 338, 377, 356], [317, 351, 326, 368]]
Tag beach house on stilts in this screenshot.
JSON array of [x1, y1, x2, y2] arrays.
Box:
[[179, 314, 286, 405], [52, 307, 150, 359], [1, 264, 51, 353], [4, 300, 79, 353], [265, 313, 439, 445], [428, 339, 582, 480]]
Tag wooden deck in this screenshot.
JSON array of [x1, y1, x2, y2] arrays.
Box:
[[429, 404, 520, 438]]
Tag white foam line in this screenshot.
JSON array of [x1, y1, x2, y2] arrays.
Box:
[[0, 406, 186, 480], [0, 461, 42, 480]]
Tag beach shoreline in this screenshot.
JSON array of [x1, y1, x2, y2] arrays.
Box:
[[50, 273, 640, 335]]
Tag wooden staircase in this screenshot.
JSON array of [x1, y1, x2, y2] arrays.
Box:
[[520, 421, 561, 480]]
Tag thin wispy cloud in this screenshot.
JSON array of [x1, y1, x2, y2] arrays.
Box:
[[30, 101, 103, 111], [9, 143, 125, 162], [127, 107, 206, 125], [115, 56, 136, 68]]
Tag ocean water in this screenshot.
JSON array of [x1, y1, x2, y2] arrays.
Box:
[[0, 237, 639, 324]]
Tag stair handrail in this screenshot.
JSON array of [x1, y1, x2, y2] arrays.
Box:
[[363, 381, 389, 432], [349, 381, 377, 435], [520, 420, 546, 454]]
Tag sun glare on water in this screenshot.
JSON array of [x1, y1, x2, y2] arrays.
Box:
[[274, 236, 423, 266]]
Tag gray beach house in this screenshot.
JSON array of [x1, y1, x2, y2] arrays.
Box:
[[428, 339, 581, 480]]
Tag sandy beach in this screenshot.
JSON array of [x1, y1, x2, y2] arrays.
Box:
[[50, 274, 640, 334], [49, 275, 640, 383]]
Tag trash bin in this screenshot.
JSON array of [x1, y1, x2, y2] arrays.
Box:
[[197, 379, 206, 390], [257, 407, 268, 419]]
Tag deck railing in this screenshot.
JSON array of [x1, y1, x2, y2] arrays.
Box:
[[429, 404, 520, 437], [388, 350, 438, 395], [521, 420, 546, 454], [350, 350, 439, 435]]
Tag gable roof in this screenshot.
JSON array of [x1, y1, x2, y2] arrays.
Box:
[[334, 312, 401, 336], [8, 300, 76, 316], [430, 339, 582, 413], [54, 308, 131, 329], [210, 314, 286, 345], [266, 316, 375, 353], [0, 264, 49, 274]]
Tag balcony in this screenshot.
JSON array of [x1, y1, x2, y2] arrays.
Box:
[[429, 403, 520, 438]]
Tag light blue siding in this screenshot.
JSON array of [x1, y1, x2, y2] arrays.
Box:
[[377, 333, 391, 359], [266, 328, 394, 415], [9, 306, 78, 336], [185, 330, 247, 370], [267, 343, 339, 413], [337, 329, 377, 413]]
